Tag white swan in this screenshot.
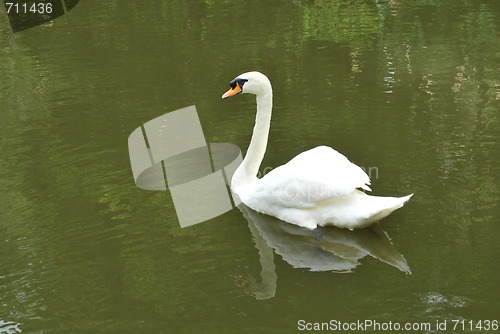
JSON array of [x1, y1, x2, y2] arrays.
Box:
[[222, 71, 413, 230]]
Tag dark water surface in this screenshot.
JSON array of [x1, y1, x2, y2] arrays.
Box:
[[1, 1, 499, 333]]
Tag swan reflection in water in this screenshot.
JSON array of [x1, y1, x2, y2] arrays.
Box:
[[234, 203, 411, 300]]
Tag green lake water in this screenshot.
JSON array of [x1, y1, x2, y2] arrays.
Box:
[[0, 0, 499, 333]]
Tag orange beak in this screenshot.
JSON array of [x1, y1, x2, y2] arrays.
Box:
[[222, 82, 242, 99]]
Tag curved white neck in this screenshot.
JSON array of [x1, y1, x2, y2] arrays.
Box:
[[232, 88, 273, 190]]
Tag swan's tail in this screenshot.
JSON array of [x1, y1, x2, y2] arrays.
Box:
[[368, 193, 413, 224], [392, 193, 413, 207], [313, 191, 413, 229]]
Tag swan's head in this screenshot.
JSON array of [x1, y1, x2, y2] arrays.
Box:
[[222, 71, 272, 99]]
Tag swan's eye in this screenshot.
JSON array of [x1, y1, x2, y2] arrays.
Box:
[[229, 78, 248, 89], [222, 78, 248, 99], [238, 79, 248, 87]]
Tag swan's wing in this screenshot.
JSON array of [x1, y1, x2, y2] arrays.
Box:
[[255, 146, 371, 207]]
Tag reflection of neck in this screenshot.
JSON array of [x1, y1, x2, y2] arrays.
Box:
[[232, 88, 273, 190], [246, 211, 277, 300]]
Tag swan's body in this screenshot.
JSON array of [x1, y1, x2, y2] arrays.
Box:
[[222, 71, 412, 230]]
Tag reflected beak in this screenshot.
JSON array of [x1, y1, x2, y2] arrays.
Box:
[[222, 82, 242, 99]]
